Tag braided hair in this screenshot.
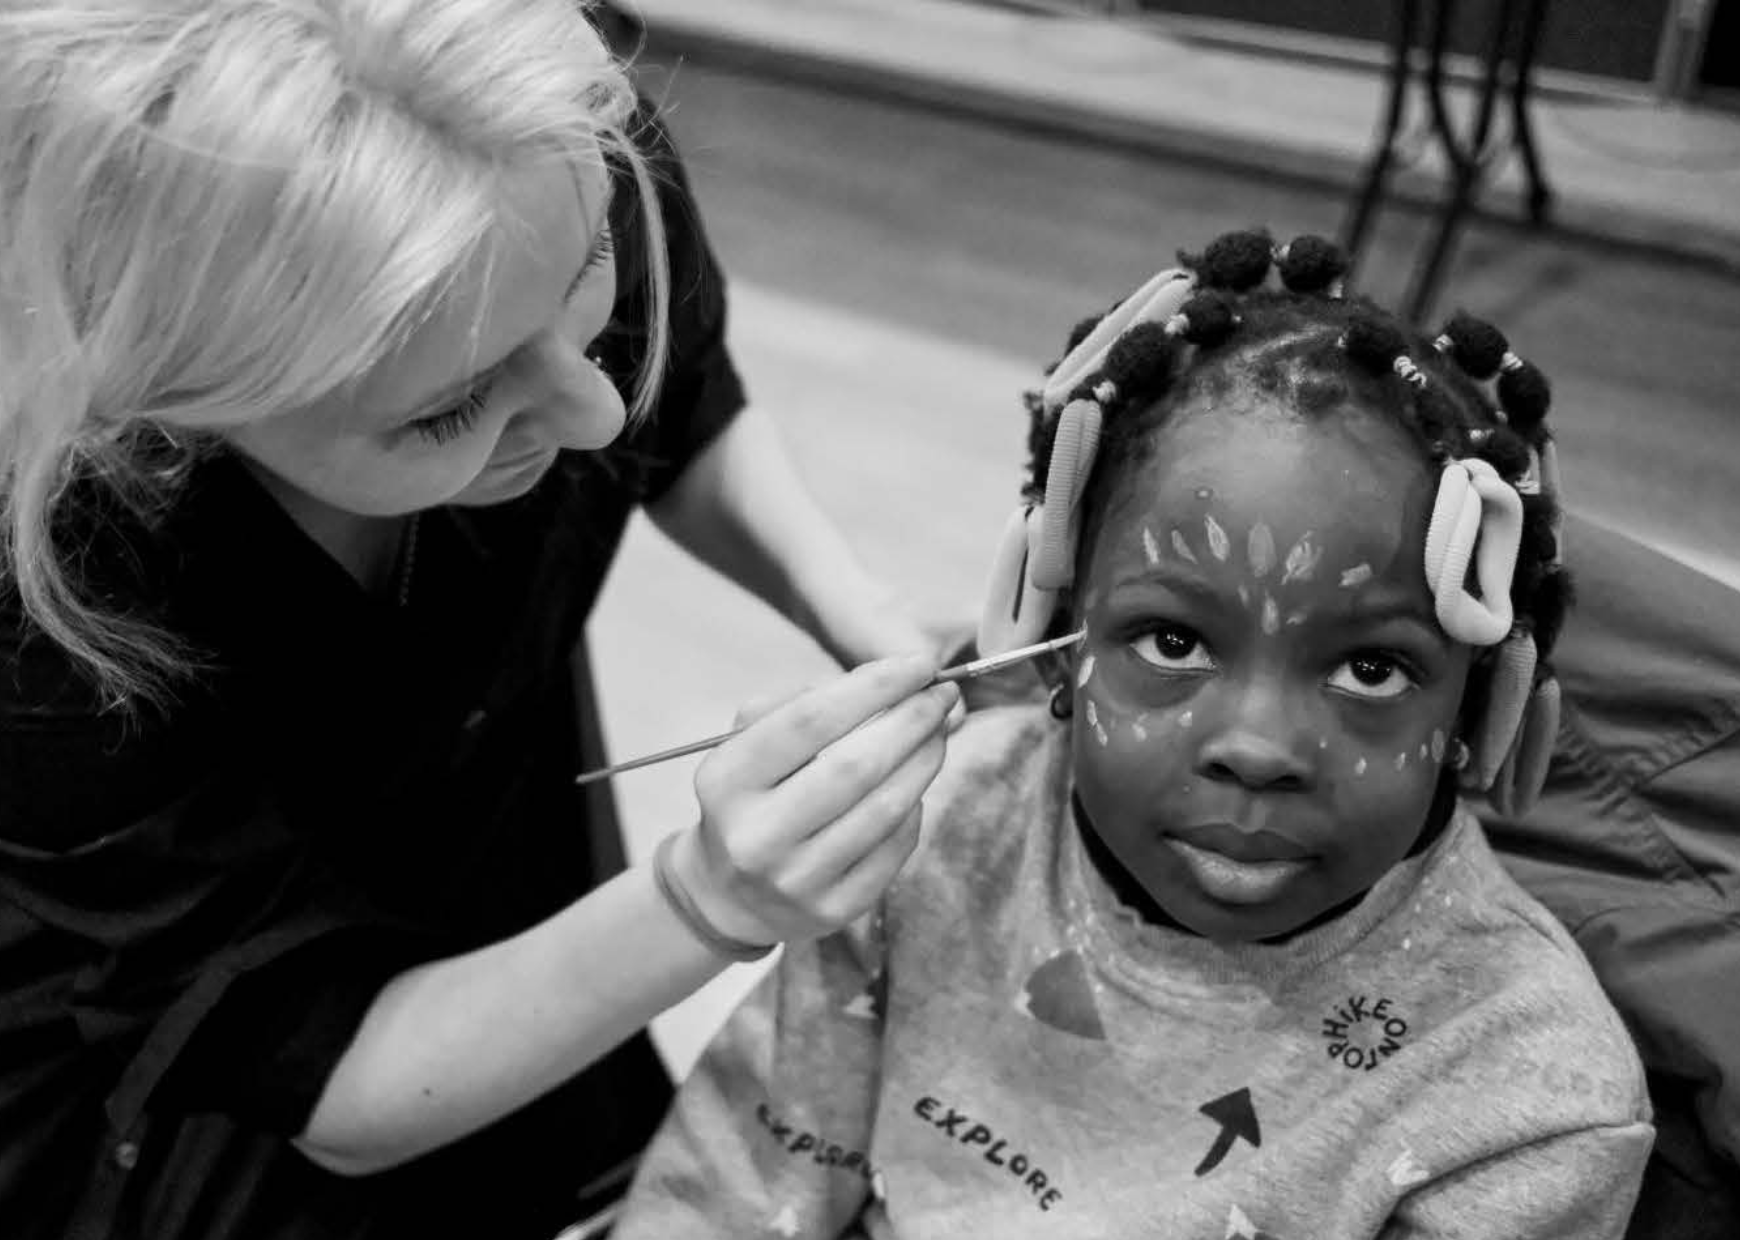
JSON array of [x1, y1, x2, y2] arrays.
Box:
[[1024, 229, 1570, 669]]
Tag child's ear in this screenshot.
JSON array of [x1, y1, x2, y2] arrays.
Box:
[[1034, 591, 1081, 692]]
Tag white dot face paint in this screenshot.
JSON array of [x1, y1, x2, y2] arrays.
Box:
[[1247, 522, 1276, 578], [1394, 751, 1408, 771], [1131, 718, 1149, 741], [1237, 584, 1252, 610], [1430, 729, 1446, 764], [1281, 532, 1322, 585], [1354, 757, 1368, 777], [1170, 529, 1197, 563], [1142, 526, 1161, 567], [1178, 710, 1194, 729], [1085, 697, 1108, 747], [1077, 654, 1096, 689], [1419, 742, 1429, 760], [1285, 609, 1310, 627], [1260, 594, 1280, 635], [1340, 563, 1374, 588], [1204, 514, 1230, 562]]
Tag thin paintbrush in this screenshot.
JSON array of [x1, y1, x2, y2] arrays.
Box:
[[573, 629, 1086, 787]]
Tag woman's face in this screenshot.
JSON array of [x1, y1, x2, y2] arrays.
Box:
[[1070, 396, 1473, 942], [225, 152, 621, 515]]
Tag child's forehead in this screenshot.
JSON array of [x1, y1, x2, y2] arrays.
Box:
[[1101, 404, 1435, 562]]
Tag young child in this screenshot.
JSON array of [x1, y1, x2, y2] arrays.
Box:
[[610, 230, 1653, 1239]]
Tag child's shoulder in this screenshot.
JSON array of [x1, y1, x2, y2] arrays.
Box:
[[1404, 813, 1649, 1116], [905, 703, 1067, 882]]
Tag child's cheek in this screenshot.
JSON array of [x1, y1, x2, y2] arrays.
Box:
[[1337, 726, 1452, 784]]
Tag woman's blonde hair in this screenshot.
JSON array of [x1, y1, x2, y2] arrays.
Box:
[[0, 0, 670, 707]]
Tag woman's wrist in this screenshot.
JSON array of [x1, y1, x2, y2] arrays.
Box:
[[657, 828, 778, 960]]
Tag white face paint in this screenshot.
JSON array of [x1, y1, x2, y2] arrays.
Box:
[[1247, 521, 1276, 578], [1178, 709, 1194, 728], [1204, 513, 1230, 561], [1394, 751, 1409, 770], [1285, 609, 1310, 627], [1077, 654, 1096, 688], [1281, 532, 1322, 585], [1142, 526, 1161, 567], [1340, 563, 1374, 588], [1170, 528, 1197, 563], [1260, 594, 1280, 635], [1430, 729, 1447, 764], [1354, 757, 1369, 777]]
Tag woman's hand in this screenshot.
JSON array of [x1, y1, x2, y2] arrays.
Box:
[[670, 654, 957, 946]]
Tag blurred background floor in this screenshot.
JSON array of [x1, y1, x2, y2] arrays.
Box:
[[582, 4, 1740, 1074]]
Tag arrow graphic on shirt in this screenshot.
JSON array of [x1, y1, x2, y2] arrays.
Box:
[[1194, 1087, 1261, 1176]]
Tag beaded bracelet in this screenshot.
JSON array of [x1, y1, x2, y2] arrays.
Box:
[[652, 833, 777, 963]]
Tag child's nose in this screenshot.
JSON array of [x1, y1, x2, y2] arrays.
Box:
[[1193, 683, 1315, 792]]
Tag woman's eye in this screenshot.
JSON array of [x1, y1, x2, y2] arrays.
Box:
[[1129, 624, 1215, 672], [410, 384, 490, 446], [1327, 653, 1416, 700]]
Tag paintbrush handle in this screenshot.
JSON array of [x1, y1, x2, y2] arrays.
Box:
[[573, 629, 1085, 787]]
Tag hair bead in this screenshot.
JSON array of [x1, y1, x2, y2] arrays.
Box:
[[1392, 355, 1427, 387]]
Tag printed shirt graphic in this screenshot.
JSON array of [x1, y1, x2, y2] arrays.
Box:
[[613, 708, 1653, 1240]]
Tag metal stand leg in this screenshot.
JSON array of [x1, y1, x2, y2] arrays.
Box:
[[1341, 0, 1556, 324], [1341, 0, 1420, 286]]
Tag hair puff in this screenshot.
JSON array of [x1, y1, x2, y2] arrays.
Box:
[[1275, 235, 1347, 294], [1178, 291, 1239, 347], [1438, 313, 1508, 380], [1102, 321, 1176, 397], [1496, 360, 1551, 435], [1341, 315, 1409, 371], [1474, 425, 1533, 481], [1185, 229, 1273, 292]]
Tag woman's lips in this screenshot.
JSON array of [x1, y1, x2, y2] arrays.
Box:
[[1164, 835, 1312, 905]]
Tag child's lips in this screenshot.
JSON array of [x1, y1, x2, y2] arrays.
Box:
[[1165, 837, 1311, 905], [1170, 823, 1313, 863]]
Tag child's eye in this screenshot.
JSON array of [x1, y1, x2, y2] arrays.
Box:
[[410, 384, 490, 446], [1327, 653, 1416, 700], [1130, 624, 1216, 673]]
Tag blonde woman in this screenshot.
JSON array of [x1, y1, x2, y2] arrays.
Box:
[[0, 3, 956, 1236]]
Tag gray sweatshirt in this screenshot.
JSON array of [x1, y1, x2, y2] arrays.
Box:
[[615, 707, 1653, 1239]]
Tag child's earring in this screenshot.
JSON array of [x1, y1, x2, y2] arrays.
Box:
[[1448, 738, 1471, 772], [1048, 683, 1074, 721]]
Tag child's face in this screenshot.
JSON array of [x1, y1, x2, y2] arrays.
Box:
[[1070, 395, 1472, 942]]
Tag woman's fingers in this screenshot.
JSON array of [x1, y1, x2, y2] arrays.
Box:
[[685, 661, 957, 945], [758, 679, 957, 839], [712, 654, 938, 788], [774, 721, 946, 898]]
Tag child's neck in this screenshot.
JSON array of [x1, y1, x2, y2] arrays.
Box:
[[1070, 780, 1458, 945]]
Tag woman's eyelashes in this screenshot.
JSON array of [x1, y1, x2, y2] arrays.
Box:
[[405, 228, 616, 448], [410, 383, 491, 445]]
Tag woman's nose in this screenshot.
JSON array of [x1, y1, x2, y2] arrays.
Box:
[[1193, 680, 1315, 792], [522, 331, 627, 451]]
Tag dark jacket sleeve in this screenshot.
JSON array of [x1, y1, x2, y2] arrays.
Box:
[[1478, 513, 1740, 1211]]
